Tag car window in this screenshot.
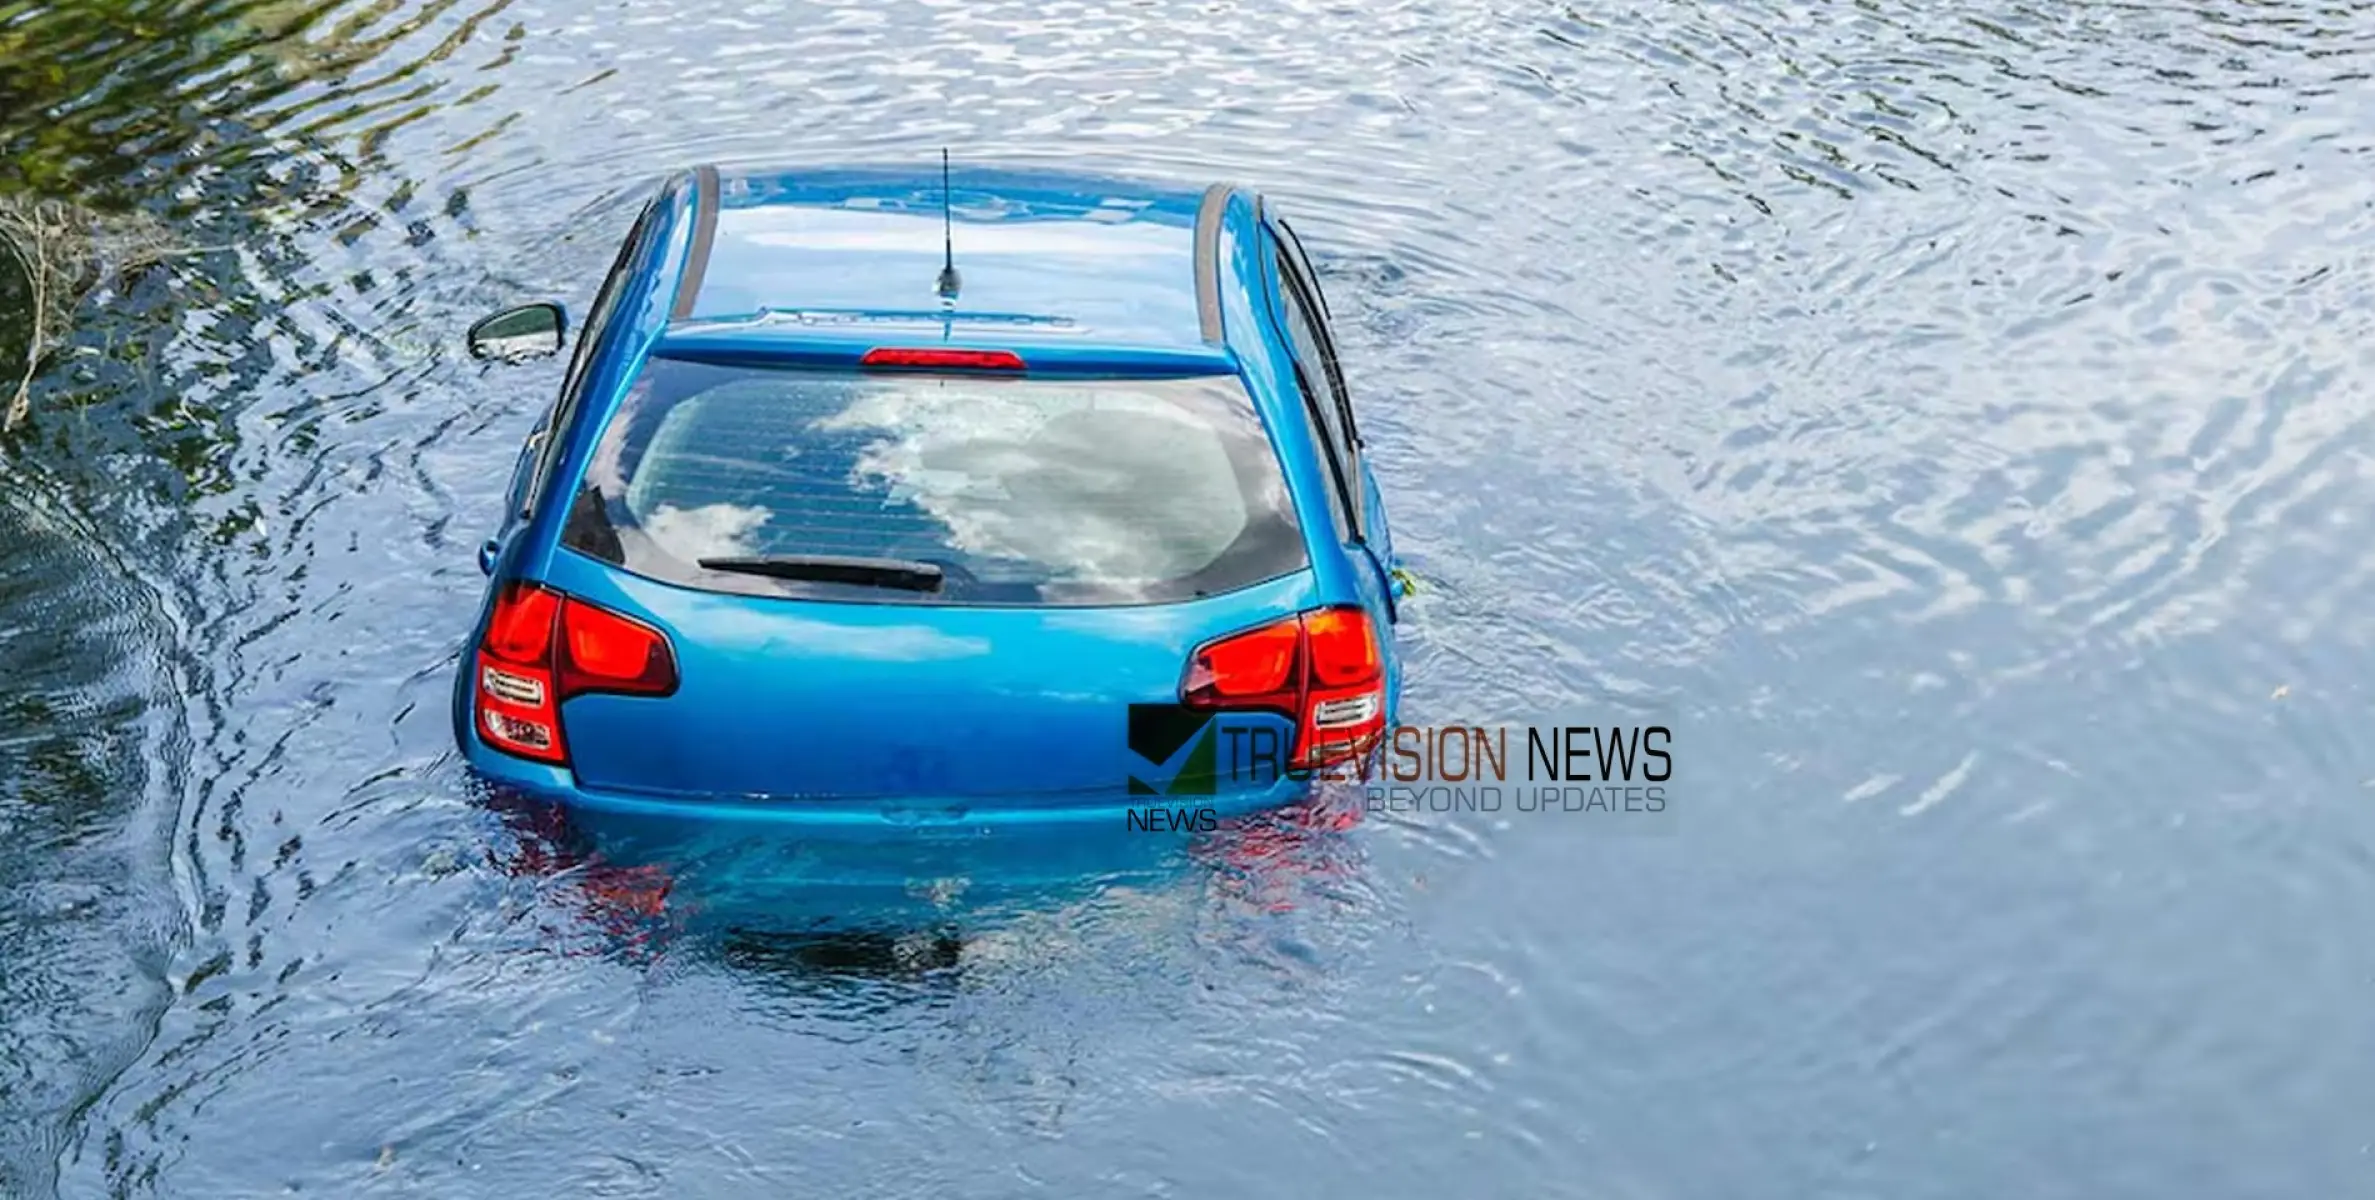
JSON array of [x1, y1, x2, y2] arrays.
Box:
[[525, 194, 664, 516], [560, 359, 1309, 607], [1267, 232, 1364, 541], [1283, 375, 1353, 545]]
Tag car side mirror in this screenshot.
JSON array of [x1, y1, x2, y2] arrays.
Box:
[[466, 302, 568, 362]]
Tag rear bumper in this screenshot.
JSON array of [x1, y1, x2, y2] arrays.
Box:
[[457, 725, 1311, 834], [456, 710, 1360, 921]]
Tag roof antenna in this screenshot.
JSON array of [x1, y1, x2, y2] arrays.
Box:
[[935, 148, 961, 302]]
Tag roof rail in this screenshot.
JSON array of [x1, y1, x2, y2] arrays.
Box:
[[1192, 183, 1233, 344], [670, 164, 721, 320]]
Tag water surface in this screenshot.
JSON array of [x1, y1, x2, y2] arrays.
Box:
[[3, 0, 2374, 1194]]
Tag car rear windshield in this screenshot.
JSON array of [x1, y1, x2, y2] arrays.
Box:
[[558, 357, 1309, 606]]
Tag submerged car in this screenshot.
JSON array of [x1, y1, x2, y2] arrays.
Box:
[[453, 160, 1402, 828]]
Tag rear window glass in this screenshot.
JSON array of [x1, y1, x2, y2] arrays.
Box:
[[559, 357, 1308, 606]]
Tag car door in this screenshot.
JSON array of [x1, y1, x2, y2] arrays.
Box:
[[1264, 213, 1400, 623]]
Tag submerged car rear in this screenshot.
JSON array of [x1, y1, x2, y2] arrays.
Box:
[[465, 351, 1385, 814]]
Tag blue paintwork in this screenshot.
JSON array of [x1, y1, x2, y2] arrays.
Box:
[[454, 160, 1401, 831]]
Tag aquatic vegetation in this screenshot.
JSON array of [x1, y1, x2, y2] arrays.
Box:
[[0, 194, 193, 428], [0, 0, 385, 435]]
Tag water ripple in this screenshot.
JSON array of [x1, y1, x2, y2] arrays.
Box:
[[4, 0, 2375, 1193]]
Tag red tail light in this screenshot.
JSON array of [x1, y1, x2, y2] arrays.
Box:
[[1182, 606, 1385, 770], [859, 347, 1026, 372], [476, 584, 564, 764], [474, 583, 678, 765], [558, 599, 678, 697], [1187, 619, 1300, 699]]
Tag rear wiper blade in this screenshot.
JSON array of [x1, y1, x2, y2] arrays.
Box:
[[697, 554, 944, 592]]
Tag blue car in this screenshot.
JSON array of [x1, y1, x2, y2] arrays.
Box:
[[453, 160, 1402, 831]]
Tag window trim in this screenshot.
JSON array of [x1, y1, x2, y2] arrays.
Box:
[[1259, 224, 1366, 544], [1272, 215, 1331, 320], [1282, 355, 1354, 545], [1268, 215, 1363, 450]]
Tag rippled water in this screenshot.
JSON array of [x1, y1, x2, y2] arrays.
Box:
[[4, 0, 2374, 1194]]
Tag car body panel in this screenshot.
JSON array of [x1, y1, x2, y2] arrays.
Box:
[[1255, 200, 1403, 626], [1213, 191, 1404, 713], [455, 160, 1401, 827], [539, 548, 1316, 802], [487, 170, 702, 588]]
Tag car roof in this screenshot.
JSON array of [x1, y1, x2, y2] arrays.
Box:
[[658, 162, 1225, 358]]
